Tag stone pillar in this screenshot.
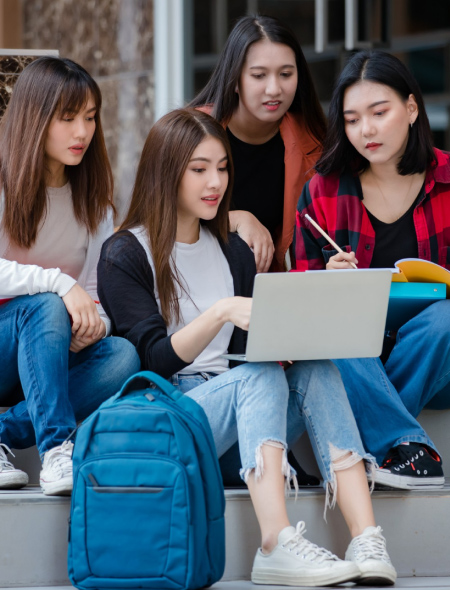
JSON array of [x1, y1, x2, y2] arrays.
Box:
[[20, 0, 155, 219], [0, 0, 23, 49]]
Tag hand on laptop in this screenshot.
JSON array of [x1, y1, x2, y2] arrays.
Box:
[[326, 251, 358, 270], [220, 296, 253, 331]]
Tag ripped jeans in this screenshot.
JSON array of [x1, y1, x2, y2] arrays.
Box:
[[171, 359, 374, 498], [170, 362, 291, 483], [285, 360, 375, 508]]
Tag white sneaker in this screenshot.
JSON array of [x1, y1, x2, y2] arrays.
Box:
[[251, 521, 360, 587], [345, 526, 397, 585], [0, 444, 28, 489], [40, 441, 73, 496]]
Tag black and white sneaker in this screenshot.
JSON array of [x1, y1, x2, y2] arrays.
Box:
[[372, 443, 444, 490]]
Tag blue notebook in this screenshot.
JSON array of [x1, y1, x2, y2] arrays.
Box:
[[386, 282, 446, 331]]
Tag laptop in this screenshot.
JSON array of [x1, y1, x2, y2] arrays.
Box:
[[222, 269, 392, 362]]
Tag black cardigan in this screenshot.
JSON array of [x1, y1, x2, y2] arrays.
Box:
[[98, 230, 256, 378]]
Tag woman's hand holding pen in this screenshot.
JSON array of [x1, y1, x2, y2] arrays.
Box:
[[326, 251, 359, 270], [304, 214, 358, 270]]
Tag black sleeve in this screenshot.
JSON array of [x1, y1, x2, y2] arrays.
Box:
[[97, 231, 190, 378], [222, 232, 257, 297], [220, 233, 256, 358]]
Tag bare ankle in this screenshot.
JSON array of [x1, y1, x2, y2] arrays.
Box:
[[350, 522, 375, 538], [261, 524, 290, 554], [261, 533, 278, 554]]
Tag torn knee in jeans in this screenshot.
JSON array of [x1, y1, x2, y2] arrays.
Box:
[[330, 444, 362, 471], [324, 443, 376, 520], [240, 439, 298, 494]]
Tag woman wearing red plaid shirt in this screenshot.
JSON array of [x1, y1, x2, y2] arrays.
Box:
[[295, 50, 448, 491]]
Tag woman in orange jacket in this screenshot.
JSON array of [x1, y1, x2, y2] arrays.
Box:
[[190, 15, 325, 273]]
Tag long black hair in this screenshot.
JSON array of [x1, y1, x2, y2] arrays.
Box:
[[315, 50, 435, 176], [189, 15, 326, 143]]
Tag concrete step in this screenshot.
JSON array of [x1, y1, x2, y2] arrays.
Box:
[[4, 577, 450, 590], [1, 482, 449, 586], [212, 579, 450, 589], [0, 489, 70, 587], [1, 408, 449, 586], [4, 580, 450, 590]]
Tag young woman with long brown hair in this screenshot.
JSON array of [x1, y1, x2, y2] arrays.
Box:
[[0, 57, 140, 495], [98, 108, 396, 587]]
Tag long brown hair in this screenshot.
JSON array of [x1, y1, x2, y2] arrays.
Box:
[[0, 56, 114, 248], [121, 108, 233, 325]]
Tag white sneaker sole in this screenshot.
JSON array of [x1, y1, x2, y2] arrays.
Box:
[[40, 475, 73, 496], [358, 573, 397, 586], [373, 470, 444, 490], [354, 562, 397, 586], [0, 471, 29, 490], [251, 563, 361, 587]]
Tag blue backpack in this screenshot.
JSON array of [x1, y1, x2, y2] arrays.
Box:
[[68, 371, 226, 590]]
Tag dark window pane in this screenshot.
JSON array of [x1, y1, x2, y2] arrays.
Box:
[[407, 48, 445, 94], [194, 0, 213, 54]]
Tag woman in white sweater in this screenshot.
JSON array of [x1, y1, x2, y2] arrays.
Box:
[[0, 57, 140, 495]]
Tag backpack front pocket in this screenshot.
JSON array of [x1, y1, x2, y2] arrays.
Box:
[[76, 455, 191, 585]]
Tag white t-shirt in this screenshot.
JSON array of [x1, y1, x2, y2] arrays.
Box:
[[0, 185, 114, 335], [3, 183, 88, 280], [131, 225, 235, 374]]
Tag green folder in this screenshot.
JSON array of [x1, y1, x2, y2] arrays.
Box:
[[386, 282, 446, 331]]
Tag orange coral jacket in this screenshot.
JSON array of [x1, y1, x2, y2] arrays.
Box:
[[197, 105, 322, 270]]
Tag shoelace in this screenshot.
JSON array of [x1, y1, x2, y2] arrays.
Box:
[[281, 521, 339, 564], [381, 444, 430, 471], [351, 527, 391, 563], [0, 443, 17, 472], [45, 441, 73, 477]]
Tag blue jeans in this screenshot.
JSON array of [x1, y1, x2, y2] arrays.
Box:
[[334, 300, 450, 464], [171, 362, 290, 481], [172, 359, 373, 490], [0, 293, 141, 456]]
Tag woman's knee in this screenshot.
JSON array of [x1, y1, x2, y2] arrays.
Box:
[[69, 338, 140, 413], [286, 359, 343, 396], [414, 299, 450, 335], [101, 337, 141, 378], [246, 362, 289, 400], [17, 293, 71, 336], [27, 292, 68, 318]]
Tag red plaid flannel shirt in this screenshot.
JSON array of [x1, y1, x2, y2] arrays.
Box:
[[294, 148, 450, 270]]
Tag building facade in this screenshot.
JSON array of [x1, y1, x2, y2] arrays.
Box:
[[1, 0, 449, 216]]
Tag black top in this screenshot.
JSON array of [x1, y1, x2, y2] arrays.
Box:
[[227, 128, 285, 238], [98, 230, 256, 378], [367, 187, 423, 269]]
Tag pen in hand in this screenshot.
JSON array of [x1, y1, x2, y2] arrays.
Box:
[[304, 214, 358, 269]]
